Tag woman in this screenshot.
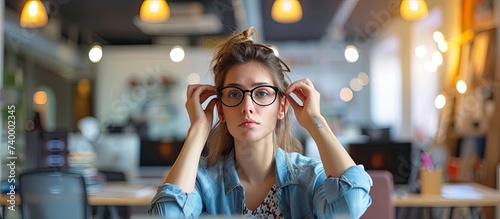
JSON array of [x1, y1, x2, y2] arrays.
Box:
[[149, 27, 372, 218]]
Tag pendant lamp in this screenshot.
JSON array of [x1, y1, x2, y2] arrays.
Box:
[[20, 0, 48, 28], [400, 0, 429, 21], [140, 0, 170, 23], [271, 0, 303, 23]]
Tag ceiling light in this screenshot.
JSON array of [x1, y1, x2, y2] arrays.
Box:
[[20, 0, 48, 28], [170, 46, 185, 62], [271, 0, 303, 23], [140, 0, 170, 23], [434, 94, 446, 109], [33, 91, 47, 105], [438, 41, 448, 52], [344, 45, 359, 63], [357, 72, 369, 86], [400, 0, 429, 21], [456, 80, 467, 94], [433, 31, 445, 43], [340, 87, 354, 102], [350, 78, 363, 91], [88, 44, 103, 63]]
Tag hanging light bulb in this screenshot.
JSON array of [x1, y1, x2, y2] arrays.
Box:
[[88, 44, 103, 63], [344, 45, 359, 63], [140, 0, 170, 23], [20, 0, 48, 28], [271, 0, 303, 23], [170, 46, 185, 62], [456, 80, 467, 94], [400, 0, 429, 21], [434, 94, 446, 109]]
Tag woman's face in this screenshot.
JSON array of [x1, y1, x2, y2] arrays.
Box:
[[218, 61, 286, 144]]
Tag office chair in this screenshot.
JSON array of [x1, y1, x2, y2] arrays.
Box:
[[19, 170, 90, 219], [361, 170, 395, 219]]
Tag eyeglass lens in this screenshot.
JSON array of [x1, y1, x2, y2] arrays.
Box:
[[219, 86, 278, 107]]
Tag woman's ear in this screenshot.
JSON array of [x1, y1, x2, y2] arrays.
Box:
[[278, 95, 288, 120], [216, 101, 225, 122]]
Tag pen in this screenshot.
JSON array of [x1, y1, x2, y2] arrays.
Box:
[[421, 151, 435, 171]]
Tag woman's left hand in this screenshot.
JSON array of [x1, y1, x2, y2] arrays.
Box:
[[285, 78, 321, 129]]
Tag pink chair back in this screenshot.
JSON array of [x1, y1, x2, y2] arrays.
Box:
[[361, 170, 395, 219]]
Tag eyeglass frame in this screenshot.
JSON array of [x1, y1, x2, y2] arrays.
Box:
[[217, 85, 281, 107]]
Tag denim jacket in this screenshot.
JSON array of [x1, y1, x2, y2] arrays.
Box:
[[149, 148, 372, 218]]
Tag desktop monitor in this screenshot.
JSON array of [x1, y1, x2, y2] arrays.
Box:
[[68, 133, 140, 180], [348, 142, 413, 185], [139, 140, 184, 178], [360, 127, 391, 142]]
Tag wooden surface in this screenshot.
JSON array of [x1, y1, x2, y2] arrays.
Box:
[[0, 182, 157, 206], [393, 182, 500, 207]]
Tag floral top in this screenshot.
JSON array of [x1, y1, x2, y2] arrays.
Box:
[[243, 184, 283, 218]]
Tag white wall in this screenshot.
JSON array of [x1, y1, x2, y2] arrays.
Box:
[[368, 0, 462, 140], [95, 45, 213, 140], [370, 36, 403, 138], [95, 42, 372, 140], [276, 42, 371, 126], [410, 8, 443, 140]]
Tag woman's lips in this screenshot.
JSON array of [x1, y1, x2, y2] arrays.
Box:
[[239, 119, 258, 127]]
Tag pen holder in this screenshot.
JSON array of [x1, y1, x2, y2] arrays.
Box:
[[419, 168, 442, 195]]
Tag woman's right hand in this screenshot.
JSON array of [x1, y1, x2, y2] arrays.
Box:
[[185, 84, 218, 131]]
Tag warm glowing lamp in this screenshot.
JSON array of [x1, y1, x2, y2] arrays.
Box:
[[20, 0, 48, 28], [140, 0, 170, 23], [33, 91, 47, 105], [400, 0, 428, 21], [456, 80, 467, 94], [88, 44, 103, 63], [434, 94, 446, 109], [271, 0, 303, 23]]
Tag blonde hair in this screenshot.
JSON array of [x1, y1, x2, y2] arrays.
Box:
[[205, 27, 302, 166]]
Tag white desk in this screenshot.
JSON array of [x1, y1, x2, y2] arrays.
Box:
[[393, 182, 500, 207], [393, 182, 500, 219]]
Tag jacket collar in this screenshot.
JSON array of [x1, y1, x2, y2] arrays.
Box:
[[222, 148, 299, 195]]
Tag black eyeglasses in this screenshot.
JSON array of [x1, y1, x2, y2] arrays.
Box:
[[217, 85, 280, 107]]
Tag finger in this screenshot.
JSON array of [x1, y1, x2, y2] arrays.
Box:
[[199, 88, 217, 104], [204, 98, 218, 114], [186, 84, 198, 100], [302, 78, 315, 89], [286, 80, 312, 95], [286, 84, 308, 103], [191, 85, 216, 103]]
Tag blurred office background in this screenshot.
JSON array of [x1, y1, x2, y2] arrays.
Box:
[[1, 0, 500, 217]]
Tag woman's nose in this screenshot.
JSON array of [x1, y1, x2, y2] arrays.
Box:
[[240, 93, 254, 114]]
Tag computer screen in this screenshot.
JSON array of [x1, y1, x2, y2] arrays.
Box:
[[139, 140, 183, 167], [138, 140, 184, 178], [348, 142, 413, 185], [360, 127, 391, 142], [68, 133, 140, 180]]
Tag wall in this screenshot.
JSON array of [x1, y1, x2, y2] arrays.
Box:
[[95, 43, 372, 140], [369, 0, 461, 140], [95, 45, 213, 140]]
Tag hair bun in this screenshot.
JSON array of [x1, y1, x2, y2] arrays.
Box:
[[241, 26, 258, 43]]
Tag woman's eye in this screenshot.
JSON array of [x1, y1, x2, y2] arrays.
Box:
[[228, 91, 240, 98], [256, 91, 268, 97]]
